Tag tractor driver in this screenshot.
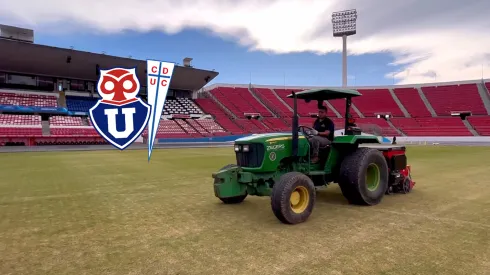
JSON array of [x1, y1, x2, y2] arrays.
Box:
[[308, 106, 334, 164]]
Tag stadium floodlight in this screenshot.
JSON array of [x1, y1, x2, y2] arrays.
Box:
[[332, 9, 357, 87]]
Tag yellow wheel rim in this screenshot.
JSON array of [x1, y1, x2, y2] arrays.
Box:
[[290, 186, 310, 214]]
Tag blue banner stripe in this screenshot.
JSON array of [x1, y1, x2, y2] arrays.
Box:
[[147, 74, 171, 78]]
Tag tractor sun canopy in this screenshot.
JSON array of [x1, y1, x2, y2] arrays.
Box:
[[287, 88, 362, 101]]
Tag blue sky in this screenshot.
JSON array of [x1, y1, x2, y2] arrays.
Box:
[[1, 0, 489, 86], [36, 29, 398, 87]]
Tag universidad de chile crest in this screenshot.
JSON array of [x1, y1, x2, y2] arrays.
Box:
[[89, 61, 175, 159]]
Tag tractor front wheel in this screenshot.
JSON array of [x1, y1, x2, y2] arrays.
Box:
[[271, 172, 316, 224], [338, 148, 389, 205]]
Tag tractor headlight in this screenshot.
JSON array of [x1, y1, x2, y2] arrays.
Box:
[[242, 145, 250, 152], [234, 145, 240, 152]]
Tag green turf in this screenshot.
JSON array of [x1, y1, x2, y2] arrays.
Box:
[[0, 146, 489, 275]]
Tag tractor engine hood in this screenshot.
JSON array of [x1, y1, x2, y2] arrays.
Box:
[[234, 132, 294, 144], [233, 132, 309, 172]]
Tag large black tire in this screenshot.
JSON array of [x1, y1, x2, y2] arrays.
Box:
[[216, 164, 248, 204], [338, 148, 389, 205], [271, 172, 316, 224]]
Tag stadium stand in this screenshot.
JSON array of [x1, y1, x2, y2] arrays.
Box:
[[209, 87, 273, 117], [357, 118, 399, 136], [175, 119, 201, 137], [163, 98, 204, 116], [50, 127, 99, 136], [273, 88, 326, 117], [194, 119, 228, 135], [0, 114, 43, 137], [49, 116, 84, 126], [393, 87, 432, 117], [66, 95, 98, 112], [0, 91, 57, 107], [194, 98, 243, 134], [49, 116, 98, 136], [421, 84, 487, 115], [0, 114, 41, 125], [142, 120, 188, 138], [254, 88, 293, 117], [354, 89, 404, 117], [467, 116, 490, 136], [262, 118, 290, 131], [3, 79, 490, 145], [391, 117, 471, 136], [328, 98, 360, 118]]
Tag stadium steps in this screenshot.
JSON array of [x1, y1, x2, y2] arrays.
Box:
[[388, 88, 410, 117], [251, 88, 295, 129], [416, 87, 437, 117], [324, 100, 342, 118], [205, 91, 237, 119], [253, 118, 272, 132], [462, 119, 479, 136], [386, 120, 406, 136], [185, 119, 207, 135], [476, 83, 490, 115], [41, 120, 50, 136], [270, 88, 294, 113], [247, 86, 278, 118], [81, 117, 90, 126], [175, 119, 200, 137], [351, 103, 365, 118], [188, 119, 213, 136], [58, 91, 67, 108], [249, 87, 294, 127]]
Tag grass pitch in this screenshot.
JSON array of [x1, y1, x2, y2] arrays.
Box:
[[1, 146, 489, 275]]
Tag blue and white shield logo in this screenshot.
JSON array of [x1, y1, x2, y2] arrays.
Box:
[[90, 99, 150, 150], [89, 67, 151, 150]]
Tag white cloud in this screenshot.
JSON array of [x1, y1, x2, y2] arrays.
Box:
[[1, 0, 490, 84]]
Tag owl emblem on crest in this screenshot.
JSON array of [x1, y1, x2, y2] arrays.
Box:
[[97, 68, 141, 105]]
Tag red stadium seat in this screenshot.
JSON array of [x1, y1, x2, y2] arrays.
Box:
[[391, 117, 472, 136], [421, 84, 487, 115], [141, 120, 189, 138], [209, 87, 273, 118], [354, 89, 404, 117], [0, 90, 57, 107], [254, 88, 293, 117], [467, 116, 490, 136], [0, 114, 43, 137], [393, 88, 432, 117]]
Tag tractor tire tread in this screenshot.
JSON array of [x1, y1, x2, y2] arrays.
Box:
[[338, 147, 388, 205], [271, 172, 316, 224]]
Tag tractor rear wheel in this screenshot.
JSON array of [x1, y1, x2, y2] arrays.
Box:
[[217, 164, 247, 204], [271, 172, 316, 224], [338, 148, 388, 205]]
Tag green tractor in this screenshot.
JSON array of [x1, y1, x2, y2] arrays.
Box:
[[212, 88, 415, 224]]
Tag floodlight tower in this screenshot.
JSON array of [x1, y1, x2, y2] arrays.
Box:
[[332, 9, 357, 87]]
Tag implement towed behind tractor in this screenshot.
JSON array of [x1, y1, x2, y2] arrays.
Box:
[[212, 88, 415, 224]]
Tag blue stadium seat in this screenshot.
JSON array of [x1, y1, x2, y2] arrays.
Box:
[[66, 96, 98, 112]]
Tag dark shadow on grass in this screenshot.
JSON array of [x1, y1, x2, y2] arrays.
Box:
[[315, 188, 350, 206]]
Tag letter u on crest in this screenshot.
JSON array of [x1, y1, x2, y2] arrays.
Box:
[[104, 108, 136, 139]]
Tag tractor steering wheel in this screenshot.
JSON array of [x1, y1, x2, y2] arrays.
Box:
[[298, 125, 316, 137]]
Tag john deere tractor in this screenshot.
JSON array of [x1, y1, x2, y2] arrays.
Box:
[[212, 88, 415, 224]]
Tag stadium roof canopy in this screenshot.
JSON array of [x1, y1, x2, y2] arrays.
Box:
[[0, 38, 219, 91]]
